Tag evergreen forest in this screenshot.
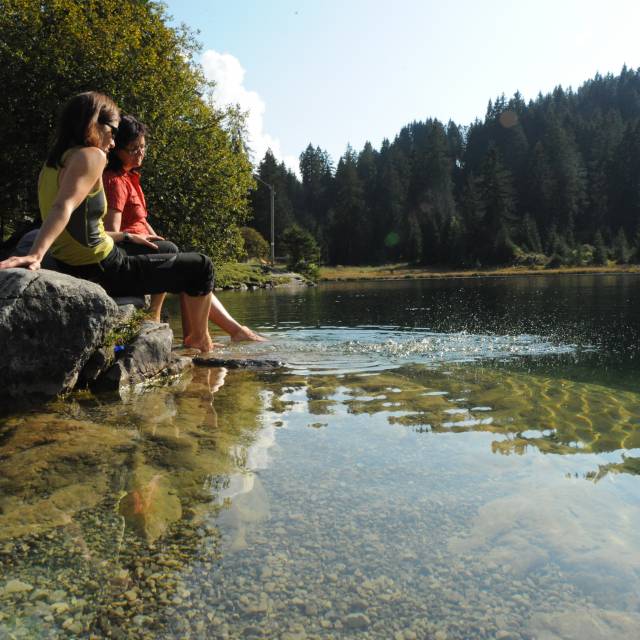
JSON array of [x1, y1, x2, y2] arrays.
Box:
[[251, 67, 640, 267]]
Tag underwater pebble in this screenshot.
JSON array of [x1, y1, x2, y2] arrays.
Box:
[[1, 580, 34, 596], [342, 612, 371, 629], [50, 602, 70, 615], [124, 590, 138, 603]]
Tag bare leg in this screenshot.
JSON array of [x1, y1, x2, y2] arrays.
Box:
[[180, 293, 192, 340], [148, 293, 166, 323], [209, 294, 267, 342], [181, 293, 215, 352]]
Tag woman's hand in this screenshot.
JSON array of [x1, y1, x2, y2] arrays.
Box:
[[127, 233, 164, 250], [0, 254, 41, 271]]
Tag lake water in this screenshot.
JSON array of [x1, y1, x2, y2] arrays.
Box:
[[1, 274, 639, 639]]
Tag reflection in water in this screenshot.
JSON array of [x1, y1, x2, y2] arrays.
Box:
[[0, 367, 274, 638], [286, 364, 640, 473], [2, 276, 640, 639]]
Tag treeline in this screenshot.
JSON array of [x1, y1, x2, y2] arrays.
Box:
[[251, 67, 640, 267], [0, 0, 252, 263]]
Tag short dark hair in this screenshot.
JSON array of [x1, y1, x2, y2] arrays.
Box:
[[106, 114, 148, 171], [46, 92, 120, 167]]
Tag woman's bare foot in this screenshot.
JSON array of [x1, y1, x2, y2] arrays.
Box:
[[230, 325, 267, 342], [183, 334, 221, 352]]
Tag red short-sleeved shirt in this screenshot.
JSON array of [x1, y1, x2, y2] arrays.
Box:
[[103, 168, 151, 235]]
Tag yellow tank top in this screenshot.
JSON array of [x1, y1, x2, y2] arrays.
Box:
[[38, 149, 114, 266]]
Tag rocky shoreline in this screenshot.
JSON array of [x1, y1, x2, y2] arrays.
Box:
[[0, 269, 284, 408]]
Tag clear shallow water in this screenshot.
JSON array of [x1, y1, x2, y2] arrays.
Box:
[[1, 275, 640, 639]]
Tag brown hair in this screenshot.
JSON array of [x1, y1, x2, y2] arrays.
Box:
[[107, 114, 148, 172], [46, 92, 120, 167]]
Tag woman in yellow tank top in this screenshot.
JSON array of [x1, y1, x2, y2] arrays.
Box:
[[0, 92, 216, 353]]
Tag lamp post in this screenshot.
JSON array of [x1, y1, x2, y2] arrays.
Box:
[[253, 174, 275, 265]]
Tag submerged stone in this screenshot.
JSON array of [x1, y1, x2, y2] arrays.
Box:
[[1, 579, 34, 596], [193, 356, 285, 369], [342, 613, 371, 630]]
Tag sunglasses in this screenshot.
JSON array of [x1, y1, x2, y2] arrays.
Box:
[[99, 119, 119, 137]]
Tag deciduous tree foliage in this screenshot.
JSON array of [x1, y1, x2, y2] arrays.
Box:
[[0, 0, 253, 262], [250, 67, 640, 267], [240, 226, 269, 261], [280, 224, 320, 280]]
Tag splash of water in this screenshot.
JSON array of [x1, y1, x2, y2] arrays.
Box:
[[261, 327, 582, 375]]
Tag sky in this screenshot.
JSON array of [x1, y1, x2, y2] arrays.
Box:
[[164, 0, 640, 173]]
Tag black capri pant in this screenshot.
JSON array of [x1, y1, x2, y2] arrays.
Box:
[[58, 244, 214, 298]]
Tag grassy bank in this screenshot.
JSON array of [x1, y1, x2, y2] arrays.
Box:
[[215, 262, 307, 289], [319, 263, 640, 282]]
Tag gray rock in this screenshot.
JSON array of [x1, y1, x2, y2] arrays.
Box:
[[0, 269, 119, 404], [77, 346, 114, 386], [93, 321, 176, 392], [161, 354, 194, 378], [193, 357, 284, 369], [111, 296, 149, 309], [78, 306, 159, 387]]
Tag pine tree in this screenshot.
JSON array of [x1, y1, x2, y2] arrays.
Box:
[[299, 144, 333, 236], [442, 215, 467, 266], [458, 173, 484, 263], [542, 118, 587, 243], [327, 146, 367, 264], [404, 212, 423, 264], [520, 214, 543, 253], [612, 227, 630, 264], [478, 147, 517, 264], [609, 120, 640, 235], [376, 140, 410, 263], [633, 224, 640, 263], [592, 230, 608, 265]]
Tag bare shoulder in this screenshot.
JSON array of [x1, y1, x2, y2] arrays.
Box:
[[64, 147, 107, 178], [68, 146, 107, 166]]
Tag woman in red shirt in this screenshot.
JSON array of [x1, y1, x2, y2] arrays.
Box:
[[104, 115, 264, 342]]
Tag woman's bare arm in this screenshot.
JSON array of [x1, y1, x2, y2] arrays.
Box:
[[0, 148, 107, 270], [104, 206, 162, 248], [104, 208, 122, 233]]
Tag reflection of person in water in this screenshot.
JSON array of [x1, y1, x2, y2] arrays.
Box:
[[206, 367, 228, 395], [117, 366, 228, 542], [117, 472, 181, 542], [103, 114, 265, 342]]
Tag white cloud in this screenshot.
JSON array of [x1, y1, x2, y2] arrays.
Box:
[[201, 50, 298, 174]]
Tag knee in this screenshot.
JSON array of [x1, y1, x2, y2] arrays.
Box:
[[194, 253, 214, 294], [160, 241, 180, 254], [201, 254, 214, 284]]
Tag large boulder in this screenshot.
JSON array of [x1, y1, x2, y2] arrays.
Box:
[[0, 269, 119, 404]]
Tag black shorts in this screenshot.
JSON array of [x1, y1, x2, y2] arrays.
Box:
[[119, 239, 180, 256], [58, 245, 214, 297]]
